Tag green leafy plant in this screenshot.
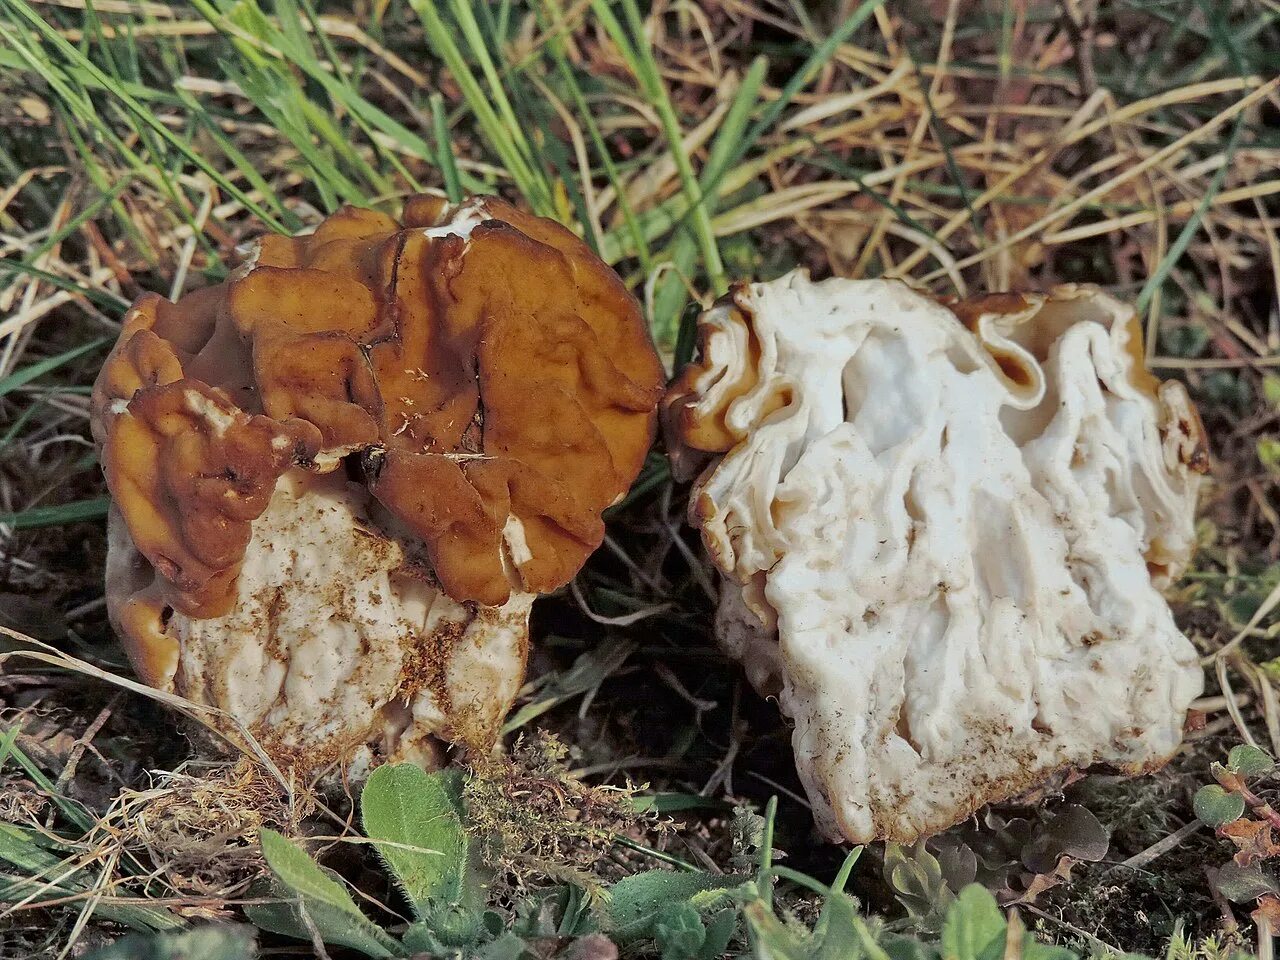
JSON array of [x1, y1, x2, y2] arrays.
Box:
[[246, 763, 1250, 960], [607, 868, 741, 957], [245, 763, 745, 958], [1194, 746, 1280, 935], [741, 873, 1249, 960], [883, 805, 1111, 929], [743, 878, 1083, 960], [246, 763, 487, 956]]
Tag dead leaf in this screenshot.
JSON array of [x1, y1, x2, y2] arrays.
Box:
[[1021, 804, 1110, 874], [1222, 819, 1280, 866], [1252, 894, 1280, 928]]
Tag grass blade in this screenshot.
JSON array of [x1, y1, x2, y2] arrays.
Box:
[[0, 339, 109, 398], [0, 498, 111, 530]]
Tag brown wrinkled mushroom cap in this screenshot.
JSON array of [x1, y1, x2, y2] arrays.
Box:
[[92, 196, 665, 628]]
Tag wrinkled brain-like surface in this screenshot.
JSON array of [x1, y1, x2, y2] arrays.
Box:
[[664, 272, 1208, 844], [105, 472, 532, 772], [91, 196, 663, 771]]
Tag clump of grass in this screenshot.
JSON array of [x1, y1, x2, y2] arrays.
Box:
[[465, 731, 671, 897], [118, 760, 303, 903]]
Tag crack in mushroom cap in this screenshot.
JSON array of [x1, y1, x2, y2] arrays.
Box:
[[664, 271, 1208, 844], [91, 196, 664, 770]]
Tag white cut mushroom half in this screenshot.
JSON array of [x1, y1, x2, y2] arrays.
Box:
[[664, 271, 1209, 844]]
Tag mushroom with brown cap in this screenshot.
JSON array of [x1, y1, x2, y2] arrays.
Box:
[[664, 271, 1207, 844], [92, 195, 665, 775]]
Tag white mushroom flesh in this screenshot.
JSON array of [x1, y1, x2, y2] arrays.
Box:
[[106, 469, 531, 773], [677, 272, 1205, 843]]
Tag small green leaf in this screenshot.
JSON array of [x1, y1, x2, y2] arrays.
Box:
[[401, 921, 444, 955], [655, 901, 706, 960], [1021, 805, 1110, 874], [360, 763, 468, 918], [814, 892, 867, 960], [250, 831, 401, 957], [884, 841, 953, 929], [882, 933, 942, 960], [259, 830, 361, 914], [1258, 438, 1280, 474], [1264, 374, 1280, 410], [245, 890, 402, 958], [699, 908, 738, 960], [1229, 745, 1277, 777], [940, 886, 1005, 960], [1194, 785, 1246, 827], [475, 932, 531, 960], [422, 904, 487, 949], [1214, 861, 1278, 903], [607, 869, 741, 943]]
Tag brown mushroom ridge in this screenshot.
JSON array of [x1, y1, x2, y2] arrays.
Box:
[[92, 196, 665, 617]]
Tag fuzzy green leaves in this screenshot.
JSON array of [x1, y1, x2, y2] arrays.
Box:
[[607, 869, 740, 942], [652, 902, 738, 960], [1196, 745, 1276, 828], [937, 887, 1075, 960], [247, 829, 402, 958], [884, 841, 954, 931], [937, 886, 1004, 960], [1228, 746, 1277, 778], [360, 763, 473, 917], [245, 764, 488, 958]]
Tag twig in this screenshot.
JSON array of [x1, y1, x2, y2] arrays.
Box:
[[1112, 820, 1202, 872], [55, 696, 117, 792], [1060, 0, 1098, 98]]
